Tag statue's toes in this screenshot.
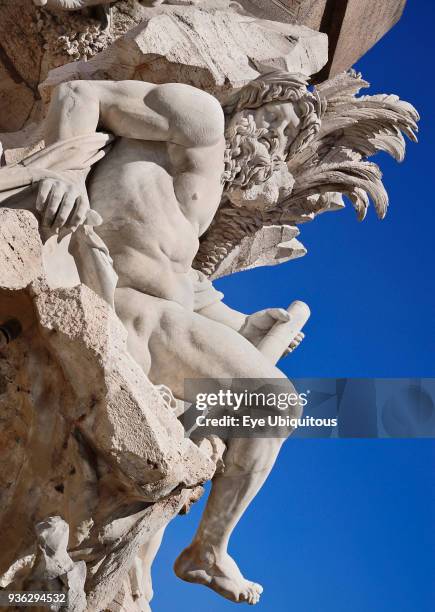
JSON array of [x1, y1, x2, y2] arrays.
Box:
[[251, 581, 263, 594], [238, 587, 251, 603], [246, 583, 262, 605]]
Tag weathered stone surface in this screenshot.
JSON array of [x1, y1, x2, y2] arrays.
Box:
[[29, 517, 87, 611], [0, 65, 35, 133], [237, 0, 329, 27], [0, 0, 141, 136], [40, 2, 327, 100], [0, 208, 44, 288], [85, 489, 200, 611], [199, 224, 306, 280], [0, 208, 214, 609], [33, 282, 214, 499], [0, 3, 42, 131], [237, 0, 407, 79]]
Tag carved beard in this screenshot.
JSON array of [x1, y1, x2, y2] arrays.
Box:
[[223, 114, 294, 210], [223, 114, 284, 190]]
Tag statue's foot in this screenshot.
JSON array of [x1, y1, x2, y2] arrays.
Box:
[[174, 543, 263, 605]]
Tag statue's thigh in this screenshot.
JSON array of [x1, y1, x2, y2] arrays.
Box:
[[148, 306, 287, 399], [115, 289, 162, 376]]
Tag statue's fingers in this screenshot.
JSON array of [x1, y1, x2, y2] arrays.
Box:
[[69, 195, 90, 232], [43, 186, 64, 226], [80, 149, 106, 169], [268, 308, 290, 322], [52, 194, 76, 230], [248, 310, 266, 320], [85, 210, 103, 227], [36, 180, 53, 214], [244, 311, 269, 332]]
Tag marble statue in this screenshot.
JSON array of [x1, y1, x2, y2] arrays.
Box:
[[0, 67, 418, 607], [2, 74, 311, 605], [0, 3, 419, 610]]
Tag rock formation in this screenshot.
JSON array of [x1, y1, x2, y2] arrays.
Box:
[[0, 208, 214, 609]]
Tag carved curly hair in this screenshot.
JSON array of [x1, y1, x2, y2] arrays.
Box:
[[223, 71, 321, 190]]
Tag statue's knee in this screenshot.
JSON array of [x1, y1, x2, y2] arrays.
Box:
[[223, 444, 283, 477], [259, 378, 304, 421]]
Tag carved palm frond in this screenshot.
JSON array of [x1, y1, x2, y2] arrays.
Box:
[[314, 72, 419, 162], [194, 205, 307, 279], [194, 71, 418, 279], [287, 160, 388, 221]]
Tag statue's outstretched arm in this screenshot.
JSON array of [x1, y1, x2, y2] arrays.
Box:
[[196, 300, 247, 332], [44, 80, 224, 148], [197, 299, 305, 360]]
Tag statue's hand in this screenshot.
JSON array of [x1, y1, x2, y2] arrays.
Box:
[[33, 169, 91, 233], [239, 308, 305, 355], [283, 331, 305, 355]]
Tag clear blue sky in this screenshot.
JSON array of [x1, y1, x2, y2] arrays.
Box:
[[152, 2, 435, 610]]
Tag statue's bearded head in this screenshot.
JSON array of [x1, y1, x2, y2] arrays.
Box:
[[223, 71, 320, 210]]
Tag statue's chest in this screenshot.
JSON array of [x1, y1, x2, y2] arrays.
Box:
[[89, 138, 177, 214]]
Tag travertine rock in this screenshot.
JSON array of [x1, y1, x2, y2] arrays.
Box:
[[0, 3, 43, 132], [236, 0, 407, 80], [201, 223, 306, 280], [0, 208, 214, 609], [40, 2, 327, 100], [0, 1, 140, 135], [32, 1, 113, 8]]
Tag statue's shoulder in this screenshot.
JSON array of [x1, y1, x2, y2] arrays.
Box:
[[146, 83, 225, 146]]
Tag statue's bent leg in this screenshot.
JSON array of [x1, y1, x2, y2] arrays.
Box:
[[115, 290, 300, 604], [125, 296, 301, 605], [174, 436, 289, 605]]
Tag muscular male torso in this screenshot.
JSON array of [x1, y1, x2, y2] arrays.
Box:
[[89, 135, 225, 310]]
